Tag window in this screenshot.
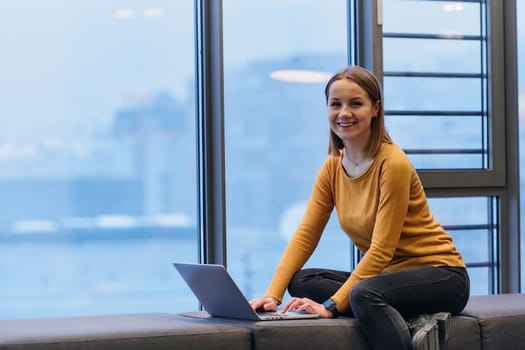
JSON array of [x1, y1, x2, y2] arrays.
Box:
[[383, 0, 488, 169], [0, 2, 198, 319], [379, 0, 518, 294], [222, 0, 349, 300]]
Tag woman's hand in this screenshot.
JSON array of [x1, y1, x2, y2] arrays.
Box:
[[249, 297, 279, 312], [281, 297, 336, 318]]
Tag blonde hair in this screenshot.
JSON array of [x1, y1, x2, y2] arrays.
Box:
[[324, 66, 392, 157]]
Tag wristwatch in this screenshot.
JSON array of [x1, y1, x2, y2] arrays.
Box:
[[323, 298, 339, 318]]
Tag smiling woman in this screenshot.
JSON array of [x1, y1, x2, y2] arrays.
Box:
[[249, 66, 469, 350]]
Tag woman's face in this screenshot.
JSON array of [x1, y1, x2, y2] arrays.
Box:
[[327, 78, 379, 147]]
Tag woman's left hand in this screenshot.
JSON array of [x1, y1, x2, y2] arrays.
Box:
[[281, 297, 335, 318]]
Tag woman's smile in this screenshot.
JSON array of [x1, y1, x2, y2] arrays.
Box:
[[337, 119, 358, 128]]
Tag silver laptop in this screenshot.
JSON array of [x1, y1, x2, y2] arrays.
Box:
[[173, 262, 319, 321]]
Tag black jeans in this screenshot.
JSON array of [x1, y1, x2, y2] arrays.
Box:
[[288, 266, 470, 350]]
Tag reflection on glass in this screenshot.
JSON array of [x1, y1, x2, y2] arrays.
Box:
[[383, 0, 480, 36], [0, 2, 197, 319]]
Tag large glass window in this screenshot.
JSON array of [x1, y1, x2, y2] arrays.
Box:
[[223, 0, 349, 301], [0, 1, 197, 319]]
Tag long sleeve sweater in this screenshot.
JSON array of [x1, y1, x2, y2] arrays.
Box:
[[264, 143, 465, 313]]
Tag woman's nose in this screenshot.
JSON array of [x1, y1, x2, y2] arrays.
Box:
[[340, 105, 352, 116]]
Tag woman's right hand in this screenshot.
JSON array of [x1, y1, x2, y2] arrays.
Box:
[[249, 297, 279, 312]]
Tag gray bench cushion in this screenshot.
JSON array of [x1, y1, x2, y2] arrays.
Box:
[[181, 311, 480, 350], [247, 318, 370, 350], [446, 315, 481, 350], [180, 312, 372, 350], [0, 313, 251, 350], [246, 315, 480, 350], [463, 293, 525, 350]]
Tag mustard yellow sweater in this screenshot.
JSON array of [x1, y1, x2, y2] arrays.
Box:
[[264, 143, 465, 313]]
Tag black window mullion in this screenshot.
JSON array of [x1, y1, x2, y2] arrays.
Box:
[[195, 0, 226, 266]]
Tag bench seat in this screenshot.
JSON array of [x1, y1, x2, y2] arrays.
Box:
[[462, 293, 525, 350], [0, 313, 251, 350], [1, 294, 524, 350], [179, 310, 480, 350]]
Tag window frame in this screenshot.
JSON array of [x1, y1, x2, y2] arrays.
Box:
[[355, 0, 520, 293], [195, 0, 227, 266]]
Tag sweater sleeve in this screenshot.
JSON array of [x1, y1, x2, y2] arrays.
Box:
[[331, 153, 413, 311], [264, 159, 335, 303]]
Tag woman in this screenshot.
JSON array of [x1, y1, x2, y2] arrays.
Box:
[[249, 66, 470, 350]]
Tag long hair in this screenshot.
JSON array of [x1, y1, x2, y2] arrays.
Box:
[[324, 66, 392, 157]]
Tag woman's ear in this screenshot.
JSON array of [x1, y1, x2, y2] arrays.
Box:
[[372, 100, 381, 117]]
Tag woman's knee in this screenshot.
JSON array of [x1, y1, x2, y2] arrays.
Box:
[[350, 279, 385, 312], [287, 269, 316, 296], [350, 280, 367, 306], [287, 268, 344, 302]]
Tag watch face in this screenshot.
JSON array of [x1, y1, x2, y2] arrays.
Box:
[[323, 299, 339, 317], [323, 299, 335, 308]]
